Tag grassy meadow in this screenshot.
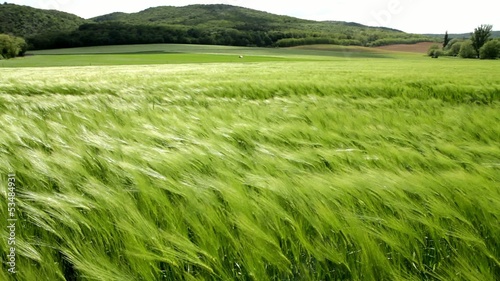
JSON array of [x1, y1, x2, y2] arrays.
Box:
[[0, 44, 394, 68], [0, 45, 499, 280]]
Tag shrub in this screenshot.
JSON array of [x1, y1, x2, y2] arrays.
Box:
[[447, 41, 462, 56], [459, 41, 477, 58], [0, 34, 15, 59], [479, 40, 500, 59], [0, 33, 27, 59], [14, 36, 28, 56], [427, 44, 440, 57], [433, 49, 444, 58], [444, 38, 461, 50]]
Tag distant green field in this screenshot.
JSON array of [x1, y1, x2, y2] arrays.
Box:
[[0, 45, 499, 281], [1, 44, 401, 67], [26, 43, 394, 57], [0, 53, 300, 68]]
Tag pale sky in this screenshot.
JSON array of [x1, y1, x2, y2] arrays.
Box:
[[6, 0, 500, 34]]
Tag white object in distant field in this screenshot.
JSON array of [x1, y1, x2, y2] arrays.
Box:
[[239, 55, 244, 59]]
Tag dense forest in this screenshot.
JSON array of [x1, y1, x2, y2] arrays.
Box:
[[0, 3, 86, 37], [1, 3, 437, 50]]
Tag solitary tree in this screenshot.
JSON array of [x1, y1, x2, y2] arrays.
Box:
[[443, 31, 451, 49], [471, 24, 493, 57]]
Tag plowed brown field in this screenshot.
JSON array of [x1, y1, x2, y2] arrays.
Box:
[[374, 42, 439, 53]]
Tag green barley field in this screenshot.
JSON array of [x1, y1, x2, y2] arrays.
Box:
[[1, 44, 499, 280]]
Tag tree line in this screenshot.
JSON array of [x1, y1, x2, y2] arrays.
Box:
[[25, 21, 433, 51], [27, 22, 277, 49], [428, 25, 499, 59]]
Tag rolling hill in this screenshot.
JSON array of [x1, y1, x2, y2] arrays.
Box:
[[2, 3, 434, 50], [91, 5, 400, 33], [0, 3, 87, 37], [89, 4, 413, 41], [91, 4, 307, 28]]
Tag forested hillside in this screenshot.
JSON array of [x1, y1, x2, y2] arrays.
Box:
[[0, 3, 86, 37], [1, 3, 435, 50]]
